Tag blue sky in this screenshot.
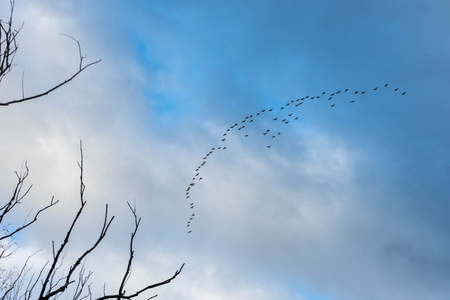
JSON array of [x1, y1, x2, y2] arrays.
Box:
[[0, 1, 449, 299]]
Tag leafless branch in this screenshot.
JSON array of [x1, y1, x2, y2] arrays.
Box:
[[0, 163, 59, 242], [96, 263, 184, 300], [38, 142, 114, 300], [97, 202, 184, 300], [0, 0, 21, 83], [0, 1, 101, 106], [73, 264, 93, 300]]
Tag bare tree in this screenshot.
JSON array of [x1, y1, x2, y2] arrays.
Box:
[[1, 146, 184, 300], [0, 2, 184, 299]]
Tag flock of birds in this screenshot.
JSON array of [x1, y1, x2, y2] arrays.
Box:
[[184, 84, 406, 233]]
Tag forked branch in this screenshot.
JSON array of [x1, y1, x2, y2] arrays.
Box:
[[0, 162, 59, 241], [98, 202, 184, 300], [0, 1, 101, 106]]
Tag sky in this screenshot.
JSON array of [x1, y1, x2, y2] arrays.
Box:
[[0, 0, 449, 299]]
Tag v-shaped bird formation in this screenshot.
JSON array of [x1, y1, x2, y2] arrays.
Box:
[[185, 84, 406, 232]]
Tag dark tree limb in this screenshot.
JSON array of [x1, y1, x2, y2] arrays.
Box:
[[97, 201, 184, 300], [0, 163, 59, 241], [0, 0, 21, 83], [96, 263, 185, 300], [38, 141, 114, 300], [0, 1, 101, 107]]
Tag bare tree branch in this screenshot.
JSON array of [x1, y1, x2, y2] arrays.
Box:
[[38, 142, 114, 300], [0, 163, 59, 242], [0, 1, 101, 107], [97, 202, 184, 300], [0, 0, 21, 83], [96, 263, 185, 300]]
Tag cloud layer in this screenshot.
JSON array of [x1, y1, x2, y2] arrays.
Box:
[[1, 1, 449, 299]]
